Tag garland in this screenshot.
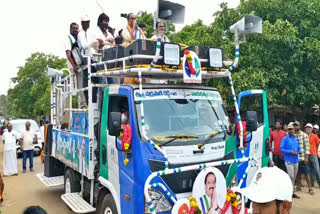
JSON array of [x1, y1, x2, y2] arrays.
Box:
[[220, 189, 238, 214], [188, 196, 202, 214], [184, 49, 197, 75]]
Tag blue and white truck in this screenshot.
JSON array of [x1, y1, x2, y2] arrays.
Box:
[[37, 4, 269, 213]]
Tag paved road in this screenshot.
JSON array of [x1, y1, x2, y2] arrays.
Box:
[[0, 136, 319, 213]]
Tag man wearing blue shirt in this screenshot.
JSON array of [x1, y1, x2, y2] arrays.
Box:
[[280, 124, 301, 199]]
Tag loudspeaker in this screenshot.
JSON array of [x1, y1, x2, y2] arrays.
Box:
[[46, 67, 64, 78], [229, 15, 262, 34], [156, 0, 185, 24]]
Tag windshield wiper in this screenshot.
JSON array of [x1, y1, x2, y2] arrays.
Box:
[[198, 131, 224, 149], [156, 134, 198, 147]]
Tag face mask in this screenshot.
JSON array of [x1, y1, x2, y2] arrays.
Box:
[[121, 113, 128, 124]]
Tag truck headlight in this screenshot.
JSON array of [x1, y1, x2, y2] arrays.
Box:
[[144, 189, 172, 213]]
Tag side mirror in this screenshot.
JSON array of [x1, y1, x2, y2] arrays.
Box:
[[108, 112, 122, 136], [246, 111, 258, 132]]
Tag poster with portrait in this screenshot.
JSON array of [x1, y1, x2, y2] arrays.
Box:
[[192, 167, 227, 214]]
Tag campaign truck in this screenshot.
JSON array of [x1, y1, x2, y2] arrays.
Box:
[[37, 3, 269, 214]]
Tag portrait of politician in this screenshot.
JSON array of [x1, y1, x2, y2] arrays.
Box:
[[198, 172, 221, 214]]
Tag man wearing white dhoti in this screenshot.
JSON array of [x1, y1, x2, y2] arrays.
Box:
[[2, 123, 19, 176]]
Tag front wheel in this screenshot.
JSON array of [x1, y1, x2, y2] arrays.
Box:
[[99, 193, 117, 214]]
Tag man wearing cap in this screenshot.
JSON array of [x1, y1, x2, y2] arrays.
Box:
[[270, 120, 287, 172], [241, 167, 293, 214], [313, 124, 320, 138], [305, 123, 320, 187], [78, 14, 94, 60], [280, 123, 300, 199], [293, 121, 313, 195]]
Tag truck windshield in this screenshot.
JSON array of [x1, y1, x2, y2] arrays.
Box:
[[135, 89, 230, 145]]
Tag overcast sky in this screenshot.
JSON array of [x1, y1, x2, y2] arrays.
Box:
[[0, 0, 240, 95]]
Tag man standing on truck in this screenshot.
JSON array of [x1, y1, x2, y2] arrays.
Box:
[[269, 120, 287, 172], [2, 123, 19, 176], [65, 22, 87, 108], [20, 121, 37, 173]]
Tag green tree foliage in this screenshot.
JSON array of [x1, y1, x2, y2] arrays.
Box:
[[175, 0, 320, 112], [7, 53, 66, 119], [0, 95, 7, 118]]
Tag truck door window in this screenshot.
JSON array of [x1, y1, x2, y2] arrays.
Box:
[[240, 94, 264, 126], [108, 95, 129, 128]]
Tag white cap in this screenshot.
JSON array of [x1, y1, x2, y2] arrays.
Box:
[[314, 124, 319, 130], [305, 123, 313, 128], [288, 122, 294, 126], [240, 167, 293, 203], [81, 14, 90, 21]]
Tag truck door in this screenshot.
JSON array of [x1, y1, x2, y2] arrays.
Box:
[[100, 86, 135, 213], [236, 90, 269, 188]]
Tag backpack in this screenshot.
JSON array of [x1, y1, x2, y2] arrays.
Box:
[[68, 36, 85, 66]]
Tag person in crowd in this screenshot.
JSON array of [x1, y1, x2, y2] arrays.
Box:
[[313, 124, 320, 138], [2, 123, 19, 176], [304, 123, 320, 187], [20, 121, 37, 173], [122, 13, 146, 46], [0, 174, 3, 202], [283, 123, 288, 133], [293, 121, 313, 195], [151, 21, 170, 42], [40, 120, 49, 151], [280, 123, 300, 199], [241, 167, 293, 214], [96, 13, 114, 49], [270, 120, 287, 172], [138, 23, 147, 36], [23, 206, 47, 214]]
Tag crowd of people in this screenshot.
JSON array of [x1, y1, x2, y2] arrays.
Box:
[[269, 120, 320, 199]]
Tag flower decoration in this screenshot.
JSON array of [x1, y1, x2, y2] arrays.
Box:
[[220, 189, 239, 214], [188, 196, 202, 214], [184, 49, 197, 75]]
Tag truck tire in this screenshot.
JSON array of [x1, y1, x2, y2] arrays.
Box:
[[64, 169, 81, 194], [99, 193, 117, 214]]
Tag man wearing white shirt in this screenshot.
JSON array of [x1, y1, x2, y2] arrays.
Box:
[[96, 13, 114, 49], [20, 121, 37, 173], [2, 123, 19, 176], [78, 15, 96, 60], [151, 22, 170, 42]]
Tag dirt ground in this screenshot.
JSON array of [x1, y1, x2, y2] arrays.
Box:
[[0, 137, 73, 214], [0, 136, 319, 214]]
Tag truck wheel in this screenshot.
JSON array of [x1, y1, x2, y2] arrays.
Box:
[[99, 193, 117, 214], [64, 169, 81, 194]]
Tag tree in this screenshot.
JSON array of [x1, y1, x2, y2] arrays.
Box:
[[0, 95, 8, 118], [7, 53, 67, 119], [175, 0, 320, 117]]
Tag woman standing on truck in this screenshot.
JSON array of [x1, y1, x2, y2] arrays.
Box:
[[122, 13, 146, 46]]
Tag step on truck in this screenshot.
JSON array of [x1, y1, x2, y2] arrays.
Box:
[[37, 6, 269, 214]]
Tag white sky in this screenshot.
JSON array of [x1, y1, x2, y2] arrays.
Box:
[[0, 0, 240, 95]]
